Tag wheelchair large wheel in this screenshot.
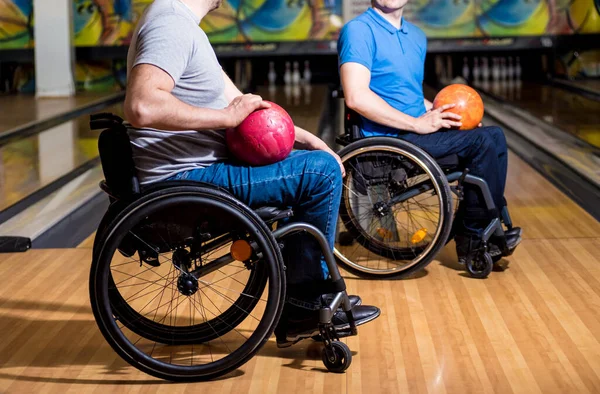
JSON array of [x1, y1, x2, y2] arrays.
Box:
[[93, 202, 269, 346], [90, 186, 285, 381], [334, 137, 454, 279]]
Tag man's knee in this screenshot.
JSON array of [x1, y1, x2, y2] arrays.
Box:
[[471, 132, 495, 155], [481, 126, 507, 152], [303, 150, 342, 190]]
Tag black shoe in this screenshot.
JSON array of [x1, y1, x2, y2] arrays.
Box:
[[505, 226, 523, 239], [455, 233, 477, 264], [457, 227, 522, 264], [275, 304, 380, 348], [321, 294, 362, 308]]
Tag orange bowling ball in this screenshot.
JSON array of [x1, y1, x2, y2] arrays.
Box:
[[432, 84, 484, 130]]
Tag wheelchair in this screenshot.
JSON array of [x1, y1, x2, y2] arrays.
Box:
[[331, 89, 516, 279], [88, 113, 357, 382]]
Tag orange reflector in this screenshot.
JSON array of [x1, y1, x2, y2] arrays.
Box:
[[411, 228, 428, 244], [231, 240, 253, 261], [376, 228, 393, 240]]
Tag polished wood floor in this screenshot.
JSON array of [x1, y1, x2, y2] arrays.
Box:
[[0, 103, 124, 213], [1, 152, 599, 392], [489, 81, 600, 148], [0, 92, 118, 133]]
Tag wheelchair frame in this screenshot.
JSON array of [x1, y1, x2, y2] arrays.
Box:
[[89, 113, 357, 381], [333, 89, 515, 278]]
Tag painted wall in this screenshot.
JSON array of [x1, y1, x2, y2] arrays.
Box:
[[0, 0, 34, 48], [1, 0, 597, 51], [403, 0, 600, 38]]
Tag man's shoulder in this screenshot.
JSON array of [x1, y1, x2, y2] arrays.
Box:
[[138, 0, 197, 31], [340, 12, 374, 39]]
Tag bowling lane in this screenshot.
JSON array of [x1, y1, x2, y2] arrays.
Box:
[[8, 143, 600, 394], [480, 81, 600, 148], [0, 92, 120, 133], [0, 103, 124, 214], [555, 79, 600, 96]]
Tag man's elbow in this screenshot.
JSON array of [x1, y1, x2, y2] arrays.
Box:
[[125, 99, 153, 129], [345, 93, 363, 113]]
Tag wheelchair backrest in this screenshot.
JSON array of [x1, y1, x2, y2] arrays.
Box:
[[335, 87, 365, 142], [90, 113, 140, 199]]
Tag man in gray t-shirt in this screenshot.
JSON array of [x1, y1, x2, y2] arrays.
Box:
[[125, 0, 379, 348]]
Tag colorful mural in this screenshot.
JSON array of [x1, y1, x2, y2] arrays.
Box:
[[0, 0, 33, 49], [73, 0, 134, 45], [404, 0, 600, 37], [75, 59, 127, 91], [200, 0, 343, 42], [1, 0, 598, 50], [72, 0, 343, 45]]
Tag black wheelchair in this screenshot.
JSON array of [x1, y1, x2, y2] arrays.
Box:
[[331, 89, 516, 279], [89, 113, 357, 381]]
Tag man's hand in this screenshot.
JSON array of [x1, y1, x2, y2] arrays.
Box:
[[322, 146, 346, 178], [224, 94, 271, 128], [412, 104, 463, 134]]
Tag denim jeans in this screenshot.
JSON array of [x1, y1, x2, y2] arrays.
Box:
[[397, 126, 508, 230], [168, 150, 343, 306]]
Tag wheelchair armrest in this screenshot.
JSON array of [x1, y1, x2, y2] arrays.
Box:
[[335, 134, 352, 147], [254, 206, 294, 223], [90, 113, 125, 130]]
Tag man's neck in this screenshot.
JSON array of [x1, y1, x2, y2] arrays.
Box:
[[180, 0, 209, 20], [372, 6, 404, 29]]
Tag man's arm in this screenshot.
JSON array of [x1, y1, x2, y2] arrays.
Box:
[[340, 62, 461, 134], [222, 69, 243, 103], [218, 67, 345, 173], [424, 98, 433, 111], [294, 125, 345, 176], [125, 64, 268, 131]]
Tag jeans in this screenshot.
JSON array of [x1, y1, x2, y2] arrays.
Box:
[[168, 150, 343, 306], [396, 126, 508, 231]]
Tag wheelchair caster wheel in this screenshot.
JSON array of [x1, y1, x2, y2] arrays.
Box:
[[338, 231, 354, 246], [466, 252, 493, 279], [322, 341, 352, 373]]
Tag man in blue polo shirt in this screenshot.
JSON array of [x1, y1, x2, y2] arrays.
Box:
[[337, 2, 522, 262]]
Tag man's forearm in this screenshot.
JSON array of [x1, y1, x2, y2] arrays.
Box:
[[293, 126, 328, 150], [126, 89, 232, 131], [347, 88, 418, 133]]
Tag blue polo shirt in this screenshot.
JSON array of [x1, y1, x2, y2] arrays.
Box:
[[338, 8, 427, 137]]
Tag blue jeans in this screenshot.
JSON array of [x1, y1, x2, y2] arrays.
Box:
[[168, 150, 343, 304], [397, 126, 508, 230]]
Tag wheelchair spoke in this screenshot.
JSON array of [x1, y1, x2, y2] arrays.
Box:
[[198, 288, 250, 341], [196, 267, 248, 290], [152, 265, 174, 325], [201, 284, 262, 324], [125, 277, 177, 303], [111, 259, 145, 268], [113, 264, 171, 286], [190, 295, 216, 362], [198, 278, 267, 304]]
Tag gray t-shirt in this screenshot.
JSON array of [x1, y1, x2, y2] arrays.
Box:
[[126, 0, 229, 185]]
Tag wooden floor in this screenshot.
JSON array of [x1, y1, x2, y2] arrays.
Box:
[[1, 152, 600, 393], [0, 92, 117, 133]]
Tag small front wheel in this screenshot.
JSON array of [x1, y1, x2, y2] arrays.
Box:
[[466, 252, 493, 279], [322, 341, 352, 373]]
